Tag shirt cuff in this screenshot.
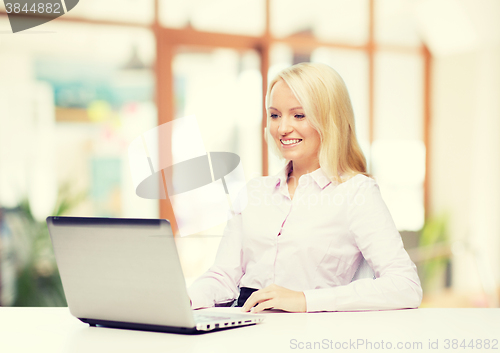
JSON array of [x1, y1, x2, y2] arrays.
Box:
[[187, 286, 213, 310], [303, 288, 337, 312]]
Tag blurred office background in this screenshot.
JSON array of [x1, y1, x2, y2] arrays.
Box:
[[0, 0, 499, 308]]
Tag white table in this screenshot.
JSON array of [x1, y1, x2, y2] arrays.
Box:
[[1, 307, 499, 352]]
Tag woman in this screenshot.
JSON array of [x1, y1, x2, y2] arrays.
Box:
[[188, 62, 422, 313]]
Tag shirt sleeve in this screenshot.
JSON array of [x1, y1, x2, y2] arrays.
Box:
[[303, 177, 423, 312], [187, 212, 244, 309]]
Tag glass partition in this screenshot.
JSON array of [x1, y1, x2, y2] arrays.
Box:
[[372, 51, 425, 231], [160, 0, 266, 36], [271, 0, 369, 45], [63, 0, 155, 24], [375, 0, 421, 46]]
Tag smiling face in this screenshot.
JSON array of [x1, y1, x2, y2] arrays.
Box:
[[268, 79, 321, 172]]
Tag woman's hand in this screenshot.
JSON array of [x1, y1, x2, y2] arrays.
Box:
[[241, 284, 307, 313]]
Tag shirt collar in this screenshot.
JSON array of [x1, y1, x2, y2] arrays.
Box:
[[273, 161, 333, 190]]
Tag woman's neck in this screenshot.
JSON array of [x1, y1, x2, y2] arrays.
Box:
[[287, 160, 320, 183]]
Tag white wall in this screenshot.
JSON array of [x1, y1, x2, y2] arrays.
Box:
[[429, 0, 500, 297]]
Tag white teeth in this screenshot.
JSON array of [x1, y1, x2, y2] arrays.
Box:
[[281, 139, 302, 145]]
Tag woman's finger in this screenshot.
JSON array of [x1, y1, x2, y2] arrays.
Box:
[[251, 299, 276, 313], [241, 290, 273, 312]]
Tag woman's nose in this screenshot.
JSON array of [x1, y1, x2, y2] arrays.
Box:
[[278, 117, 293, 135]]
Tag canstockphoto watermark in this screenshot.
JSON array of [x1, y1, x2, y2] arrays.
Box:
[[2, 0, 80, 33], [290, 338, 424, 350], [290, 338, 499, 350]]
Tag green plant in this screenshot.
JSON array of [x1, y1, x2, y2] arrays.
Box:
[[12, 183, 87, 307], [418, 213, 450, 293]]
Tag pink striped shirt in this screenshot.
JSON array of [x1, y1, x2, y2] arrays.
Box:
[[188, 163, 422, 312]]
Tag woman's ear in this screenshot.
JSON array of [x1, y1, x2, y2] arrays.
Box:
[[264, 127, 268, 144]]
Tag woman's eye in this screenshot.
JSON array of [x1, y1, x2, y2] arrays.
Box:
[[270, 114, 279, 119], [295, 114, 305, 119]]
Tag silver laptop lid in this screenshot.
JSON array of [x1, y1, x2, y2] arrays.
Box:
[[47, 217, 195, 328]]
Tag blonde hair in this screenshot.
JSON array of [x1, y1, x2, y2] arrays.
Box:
[[266, 62, 369, 183]]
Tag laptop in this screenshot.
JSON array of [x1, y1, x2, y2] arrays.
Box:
[[46, 216, 264, 334]]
